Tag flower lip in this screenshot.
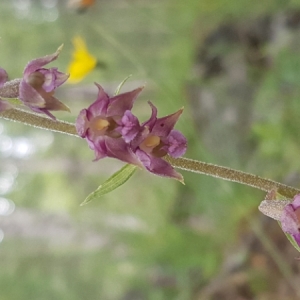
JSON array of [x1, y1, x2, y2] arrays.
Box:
[[132, 102, 186, 181]]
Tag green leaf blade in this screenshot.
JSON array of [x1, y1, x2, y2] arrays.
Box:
[[81, 164, 137, 206], [114, 75, 132, 95]]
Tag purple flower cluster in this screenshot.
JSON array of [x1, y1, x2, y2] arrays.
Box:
[[0, 46, 69, 119], [0, 46, 187, 180], [76, 84, 187, 181]]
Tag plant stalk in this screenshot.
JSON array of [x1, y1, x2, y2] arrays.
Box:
[[1, 108, 299, 198]]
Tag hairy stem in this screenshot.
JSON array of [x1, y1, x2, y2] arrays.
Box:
[[0, 108, 77, 136], [1, 108, 299, 198], [165, 156, 300, 198]]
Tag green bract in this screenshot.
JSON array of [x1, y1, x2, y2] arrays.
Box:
[[80, 164, 137, 205]]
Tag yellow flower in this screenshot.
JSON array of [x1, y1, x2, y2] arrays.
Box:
[[67, 36, 97, 83]]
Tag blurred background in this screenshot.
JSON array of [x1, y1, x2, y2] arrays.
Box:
[[1, 0, 300, 299]]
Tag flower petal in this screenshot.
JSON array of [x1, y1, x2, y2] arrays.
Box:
[[19, 80, 46, 108], [142, 101, 157, 128], [76, 109, 89, 137], [118, 110, 140, 143], [151, 107, 184, 137], [166, 130, 187, 157], [29, 107, 56, 120], [39, 68, 69, 92], [135, 149, 183, 182], [106, 137, 142, 167], [281, 204, 300, 235], [23, 45, 63, 78], [43, 95, 70, 112], [88, 135, 108, 161], [107, 86, 144, 117], [292, 194, 300, 210], [88, 83, 110, 117]]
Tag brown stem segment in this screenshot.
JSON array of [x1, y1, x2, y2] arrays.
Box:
[[165, 156, 300, 198], [1, 108, 300, 198]]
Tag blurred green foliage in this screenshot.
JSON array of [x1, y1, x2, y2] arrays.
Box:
[[1, 0, 300, 299]]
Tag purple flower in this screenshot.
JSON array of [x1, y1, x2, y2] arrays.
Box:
[[76, 83, 144, 165], [132, 102, 187, 181], [0, 68, 12, 112], [19, 45, 69, 119], [259, 192, 300, 247]]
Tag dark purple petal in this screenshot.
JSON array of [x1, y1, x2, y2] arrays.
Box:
[[38, 67, 69, 92], [130, 126, 150, 151], [0, 68, 8, 88], [29, 107, 56, 120], [106, 137, 143, 167], [23, 45, 62, 78], [142, 101, 157, 128], [19, 47, 69, 118], [166, 130, 187, 158], [107, 86, 144, 117], [76, 109, 89, 137], [42, 95, 70, 112], [151, 107, 184, 137], [88, 136, 108, 161], [118, 110, 140, 143], [135, 149, 184, 182], [88, 83, 110, 117], [19, 79, 69, 119], [19, 80, 46, 108]]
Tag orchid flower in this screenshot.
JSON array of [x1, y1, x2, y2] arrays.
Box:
[[19, 45, 70, 119], [76, 83, 144, 166], [259, 192, 300, 247], [131, 102, 187, 182]]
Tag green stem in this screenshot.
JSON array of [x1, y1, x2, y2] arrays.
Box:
[[1, 108, 299, 198], [165, 156, 300, 198], [0, 108, 77, 136]]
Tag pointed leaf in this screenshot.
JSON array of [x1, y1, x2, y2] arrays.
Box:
[[114, 75, 132, 95], [81, 164, 137, 206]]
